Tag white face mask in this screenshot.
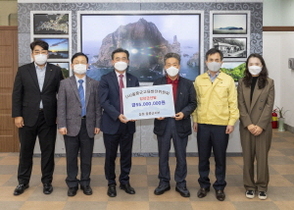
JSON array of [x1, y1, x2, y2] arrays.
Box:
[[73, 64, 87, 75], [248, 65, 262, 76], [114, 61, 128, 71], [166, 66, 179, 77], [34, 54, 47, 65], [206, 62, 222, 72]]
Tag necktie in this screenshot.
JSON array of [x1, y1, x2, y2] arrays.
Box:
[[78, 79, 86, 117], [119, 74, 124, 114]]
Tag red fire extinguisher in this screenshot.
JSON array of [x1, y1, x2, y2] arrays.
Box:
[[272, 110, 278, 128]]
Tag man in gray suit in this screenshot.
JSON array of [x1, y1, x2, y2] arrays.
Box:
[[57, 52, 101, 196]]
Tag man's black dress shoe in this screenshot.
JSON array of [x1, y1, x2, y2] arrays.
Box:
[[215, 190, 225, 201], [154, 184, 171, 195], [197, 187, 210, 198], [43, 183, 53, 194], [120, 183, 135, 194], [13, 184, 29, 196], [81, 185, 92, 195], [176, 186, 190, 197], [67, 187, 78, 197], [107, 185, 117, 197]]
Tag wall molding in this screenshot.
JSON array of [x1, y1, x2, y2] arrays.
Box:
[[263, 26, 294, 31]]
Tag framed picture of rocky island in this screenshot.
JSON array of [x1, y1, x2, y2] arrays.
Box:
[[33, 13, 69, 35], [78, 12, 202, 83], [212, 13, 248, 34]]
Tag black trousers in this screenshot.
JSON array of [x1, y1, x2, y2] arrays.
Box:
[[157, 118, 188, 187], [103, 123, 134, 186], [64, 119, 94, 188], [18, 110, 56, 184], [197, 124, 229, 190]]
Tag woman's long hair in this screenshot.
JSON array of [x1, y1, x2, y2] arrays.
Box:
[[243, 53, 268, 89]]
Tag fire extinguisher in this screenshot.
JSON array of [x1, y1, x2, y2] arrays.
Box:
[[272, 110, 278, 128]]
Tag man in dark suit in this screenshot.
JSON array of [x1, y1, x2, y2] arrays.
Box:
[[12, 40, 63, 195], [99, 48, 139, 197], [153, 53, 197, 197], [57, 52, 101, 196]]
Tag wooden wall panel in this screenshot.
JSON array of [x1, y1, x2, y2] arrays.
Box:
[[0, 26, 18, 152]]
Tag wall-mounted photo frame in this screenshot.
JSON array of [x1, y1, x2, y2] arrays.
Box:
[[50, 62, 70, 78], [34, 38, 69, 59], [78, 11, 204, 83], [33, 13, 69, 35], [213, 37, 247, 58], [213, 13, 247, 34], [221, 61, 246, 82]]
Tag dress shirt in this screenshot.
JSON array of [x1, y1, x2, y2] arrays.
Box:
[[207, 71, 220, 83], [166, 76, 179, 103], [35, 63, 46, 109], [75, 75, 86, 96], [115, 71, 126, 88]]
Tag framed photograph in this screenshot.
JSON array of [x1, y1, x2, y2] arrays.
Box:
[[213, 13, 247, 34], [213, 37, 247, 58], [33, 13, 69, 35], [34, 38, 69, 59], [50, 62, 70, 78], [221, 62, 246, 82], [78, 12, 203, 83]]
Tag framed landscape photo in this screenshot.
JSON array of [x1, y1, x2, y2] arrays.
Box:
[[78, 11, 203, 83], [33, 13, 69, 35], [50, 62, 70, 78], [34, 38, 69, 59], [221, 61, 246, 82], [213, 37, 247, 58], [213, 13, 248, 34]]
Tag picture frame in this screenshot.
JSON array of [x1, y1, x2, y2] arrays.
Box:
[[33, 13, 69, 35], [213, 37, 247, 58], [78, 11, 204, 83], [50, 62, 70, 78], [34, 38, 69, 59], [213, 13, 248, 34], [221, 61, 246, 82]]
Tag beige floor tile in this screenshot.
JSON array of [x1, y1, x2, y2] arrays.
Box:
[[20, 201, 66, 210], [191, 201, 236, 210], [0, 156, 19, 165], [107, 201, 149, 210], [226, 165, 243, 175], [147, 165, 158, 175], [271, 165, 294, 174], [132, 157, 147, 165], [130, 174, 148, 187], [269, 175, 294, 186], [91, 165, 104, 175], [273, 201, 294, 210], [0, 174, 13, 186]]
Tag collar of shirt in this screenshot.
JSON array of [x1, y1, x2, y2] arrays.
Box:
[[75, 75, 86, 89], [207, 70, 220, 82], [166, 75, 179, 84], [34, 63, 47, 71]]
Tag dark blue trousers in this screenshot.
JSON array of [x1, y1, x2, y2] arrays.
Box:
[[197, 124, 229, 190], [157, 118, 188, 187], [64, 119, 94, 188], [103, 123, 134, 186]]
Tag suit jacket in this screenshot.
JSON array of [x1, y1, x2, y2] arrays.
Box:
[[57, 75, 101, 138], [153, 76, 197, 138], [238, 77, 275, 139], [99, 71, 139, 135], [12, 62, 63, 127]]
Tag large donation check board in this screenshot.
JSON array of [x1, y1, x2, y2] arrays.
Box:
[[122, 84, 175, 120]]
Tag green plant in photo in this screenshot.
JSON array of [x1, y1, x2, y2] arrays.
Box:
[[221, 63, 246, 82]]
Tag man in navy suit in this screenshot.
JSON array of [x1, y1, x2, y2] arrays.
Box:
[[153, 53, 197, 197], [99, 48, 139, 197], [12, 40, 63, 195], [57, 52, 101, 196]]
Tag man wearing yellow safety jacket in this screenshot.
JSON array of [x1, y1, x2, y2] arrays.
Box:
[[192, 48, 239, 202]]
